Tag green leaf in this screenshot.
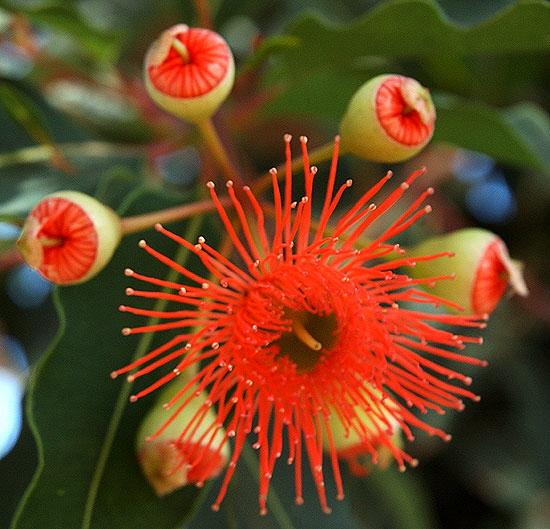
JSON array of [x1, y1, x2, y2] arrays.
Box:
[[281, 0, 550, 72], [1, 1, 124, 63], [432, 94, 550, 170], [11, 186, 208, 529], [504, 102, 550, 169], [0, 143, 145, 220]]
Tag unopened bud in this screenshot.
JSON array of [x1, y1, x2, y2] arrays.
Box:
[[16, 191, 121, 285], [410, 228, 528, 314], [340, 74, 436, 163], [144, 24, 235, 123], [136, 375, 229, 496], [323, 387, 404, 476]]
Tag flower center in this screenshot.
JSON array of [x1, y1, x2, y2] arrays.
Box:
[[275, 309, 338, 373]]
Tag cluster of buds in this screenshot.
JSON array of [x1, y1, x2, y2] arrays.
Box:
[[11, 22, 528, 502]]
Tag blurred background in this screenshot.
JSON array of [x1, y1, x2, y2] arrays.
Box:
[[1, 0, 549, 528]]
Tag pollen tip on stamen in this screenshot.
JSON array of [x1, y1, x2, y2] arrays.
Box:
[[206, 181, 215, 189], [119, 305, 127, 312], [129, 395, 138, 403], [269, 167, 277, 175], [260, 508, 268, 516], [346, 179, 353, 187], [179, 287, 187, 294], [284, 133, 292, 142], [410, 458, 420, 468], [427, 187, 435, 195], [138, 240, 147, 248], [322, 506, 332, 515], [295, 496, 304, 505], [311, 166, 318, 174], [424, 205, 432, 213], [401, 182, 410, 190], [444, 434, 452, 442], [127, 374, 135, 382], [110, 371, 119, 379], [337, 493, 345, 501], [124, 268, 134, 276], [226, 180, 234, 188], [125, 288, 134, 295], [121, 327, 132, 336], [211, 504, 220, 512], [300, 135, 308, 144], [154, 223, 164, 231]]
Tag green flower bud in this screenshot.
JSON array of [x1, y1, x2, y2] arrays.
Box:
[[17, 191, 121, 285], [135, 374, 230, 496], [323, 386, 410, 477], [409, 228, 528, 314], [339, 74, 436, 163], [144, 24, 235, 123]]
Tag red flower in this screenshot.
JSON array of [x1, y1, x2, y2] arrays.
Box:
[[113, 136, 487, 513]]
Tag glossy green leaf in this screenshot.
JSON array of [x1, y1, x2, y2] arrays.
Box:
[[10, 186, 208, 529], [433, 94, 549, 170], [281, 0, 550, 71]]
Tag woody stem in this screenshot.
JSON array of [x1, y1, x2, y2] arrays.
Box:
[[196, 118, 241, 185], [120, 195, 232, 236]]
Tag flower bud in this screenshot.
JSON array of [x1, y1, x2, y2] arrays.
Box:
[[16, 191, 121, 285], [409, 228, 528, 315], [323, 387, 405, 476], [144, 24, 235, 123], [339, 74, 436, 162], [136, 376, 230, 496]]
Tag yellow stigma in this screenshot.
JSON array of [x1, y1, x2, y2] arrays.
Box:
[[274, 309, 337, 373], [292, 316, 322, 351]]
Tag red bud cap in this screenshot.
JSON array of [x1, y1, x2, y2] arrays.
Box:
[[144, 24, 235, 123], [340, 74, 436, 162], [410, 228, 528, 315], [16, 191, 121, 285]]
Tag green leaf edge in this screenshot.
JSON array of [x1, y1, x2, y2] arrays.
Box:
[[9, 286, 67, 529], [284, 0, 550, 65]]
